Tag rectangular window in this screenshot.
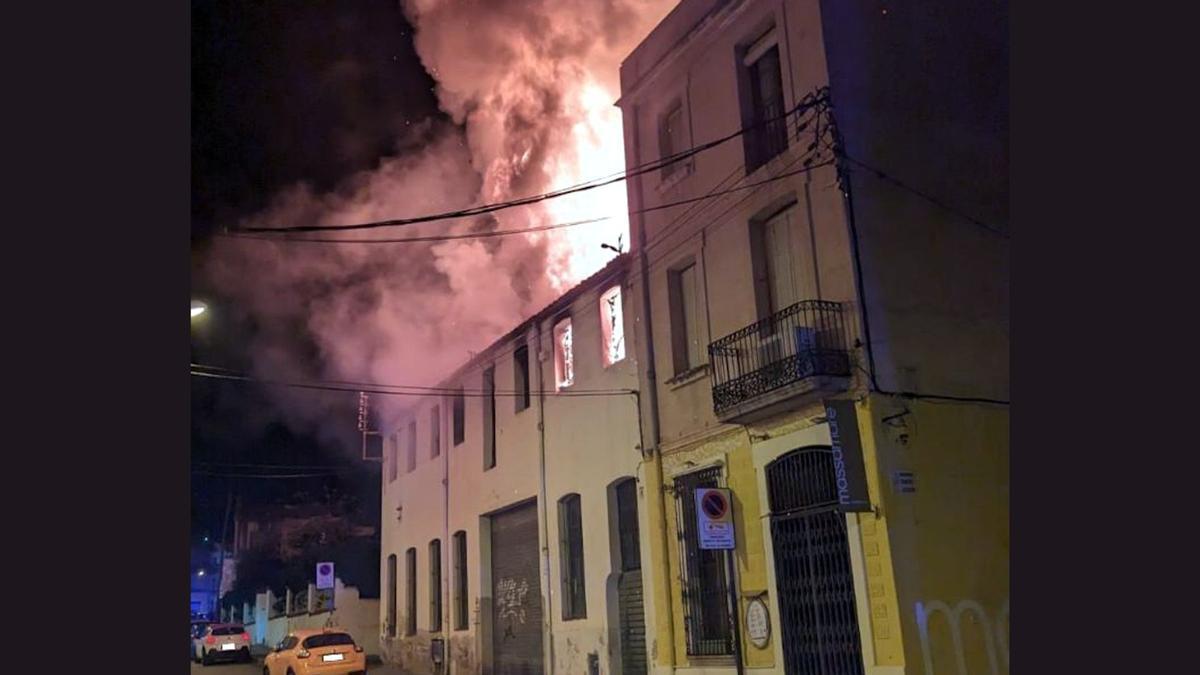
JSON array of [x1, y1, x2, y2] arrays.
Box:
[[406, 420, 417, 472], [483, 366, 496, 470], [387, 433, 398, 483], [659, 102, 688, 180], [558, 493, 587, 620], [615, 478, 641, 572], [386, 554, 397, 637], [452, 388, 465, 446], [600, 285, 626, 367], [514, 344, 531, 412], [668, 263, 702, 375], [674, 467, 732, 656], [742, 40, 788, 173], [429, 539, 442, 632], [405, 548, 417, 636], [750, 204, 800, 318], [453, 531, 468, 630], [430, 405, 441, 459], [554, 318, 574, 389]]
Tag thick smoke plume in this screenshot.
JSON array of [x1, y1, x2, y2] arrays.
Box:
[[205, 0, 676, 446]]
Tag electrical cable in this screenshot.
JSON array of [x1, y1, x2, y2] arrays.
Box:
[[229, 93, 830, 234], [191, 362, 627, 396], [193, 110, 835, 396], [190, 368, 635, 399], [221, 99, 830, 249], [218, 217, 609, 245], [837, 153, 1010, 239], [192, 462, 361, 471], [192, 470, 349, 479]]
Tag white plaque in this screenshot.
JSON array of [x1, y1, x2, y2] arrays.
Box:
[[746, 597, 770, 649]]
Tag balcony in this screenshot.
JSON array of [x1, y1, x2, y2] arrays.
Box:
[[708, 300, 851, 424]]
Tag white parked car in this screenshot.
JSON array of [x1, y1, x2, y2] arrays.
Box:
[[193, 623, 252, 665]]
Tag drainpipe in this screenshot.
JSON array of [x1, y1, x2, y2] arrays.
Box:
[[629, 103, 676, 669], [535, 326, 557, 674], [443, 394, 451, 674]]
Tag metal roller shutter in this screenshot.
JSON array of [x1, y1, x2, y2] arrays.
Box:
[[491, 501, 543, 674]]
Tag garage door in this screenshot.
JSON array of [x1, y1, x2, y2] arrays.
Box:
[[491, 501, 543, 674]]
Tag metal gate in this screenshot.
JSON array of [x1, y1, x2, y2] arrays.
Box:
[[491, 501, 543, 675], [615, 478, 647, 674], [767, 447, 866, 675]]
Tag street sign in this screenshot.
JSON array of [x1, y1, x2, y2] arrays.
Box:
[[316, 562, 335, 590], [695, 487, 735, 550], [824, 400, 872, 512]]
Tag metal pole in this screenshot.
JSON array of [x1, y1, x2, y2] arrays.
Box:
[[726, 551, 745, 675], [215, 485, 234, 619], [535, 325, 556, 675]]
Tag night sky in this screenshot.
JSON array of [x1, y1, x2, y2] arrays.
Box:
[[191, 0, 446, 541]]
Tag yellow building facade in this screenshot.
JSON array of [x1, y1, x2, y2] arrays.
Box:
[[618, 2, 1009, 674]]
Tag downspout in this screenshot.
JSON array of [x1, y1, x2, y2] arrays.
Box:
[[443, 396, 450, 674], [700, 229, 713, 344], [535, 326, 557, 674], [629, 102, 676, 669]]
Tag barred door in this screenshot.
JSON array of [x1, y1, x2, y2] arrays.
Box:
[[615, 478, 648, 675], [767, 447, 865, 675]]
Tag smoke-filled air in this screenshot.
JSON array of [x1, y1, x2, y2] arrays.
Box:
[[204, 0, 678, 437]]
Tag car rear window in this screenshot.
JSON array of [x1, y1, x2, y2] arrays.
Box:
[[302, 633, 355, 648], [212, 626, 244, 636]]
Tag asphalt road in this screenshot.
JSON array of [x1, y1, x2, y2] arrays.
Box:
[[190, 662, 262, 675], [190, 659, 402, 674]]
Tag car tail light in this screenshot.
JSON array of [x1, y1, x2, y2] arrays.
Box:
[[297, 649, 310, 659], [242, 632, 250, 641], [205, 636, 215, 645], [354, 645, 364, 653]]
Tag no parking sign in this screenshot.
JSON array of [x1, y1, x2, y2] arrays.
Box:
[[695, 488, 735, 550], [316, 562, 335, 590]]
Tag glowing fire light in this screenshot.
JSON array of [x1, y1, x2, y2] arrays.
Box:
[[540, 78, 630, 289]]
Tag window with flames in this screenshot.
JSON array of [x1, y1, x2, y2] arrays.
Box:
[[554, 318, 574, 389], [600, 285, 625, 367]]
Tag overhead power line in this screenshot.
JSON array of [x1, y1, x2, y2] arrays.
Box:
[[838, 153, 1009, 239], [220, 106, 831, 247], [189, 366, 635, 399], [219, 217, 609, 245], [192, 461, 360, 471], [230, 92, 830, 235], [192, 470, 348, 479]]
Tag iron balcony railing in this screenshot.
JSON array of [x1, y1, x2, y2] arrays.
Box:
[[708, 300, 850, 415]]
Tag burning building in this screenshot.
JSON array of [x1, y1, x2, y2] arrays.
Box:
[[378, 254, 649, 674]]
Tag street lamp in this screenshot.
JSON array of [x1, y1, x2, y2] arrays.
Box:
[[191, 301, 207, 318], [197, 569, 206, 577]]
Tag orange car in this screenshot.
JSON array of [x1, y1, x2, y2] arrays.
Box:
[[263, 628, 367, 675]]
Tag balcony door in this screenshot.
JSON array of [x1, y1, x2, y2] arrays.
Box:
[[748, 205, 816, 362], [759, 205, 800, 317]]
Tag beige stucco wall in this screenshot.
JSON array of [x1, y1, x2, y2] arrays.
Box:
[[262, 578, 381, 657]]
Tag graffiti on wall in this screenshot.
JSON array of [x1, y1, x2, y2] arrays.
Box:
[[915, 598, 1009, 675], [496, 577, 531, 625]]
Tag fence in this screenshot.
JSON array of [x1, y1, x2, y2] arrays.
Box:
[[222, 577, 380, 658]]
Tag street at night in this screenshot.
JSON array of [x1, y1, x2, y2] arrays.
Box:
[[190, 1, 1009, 673]]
